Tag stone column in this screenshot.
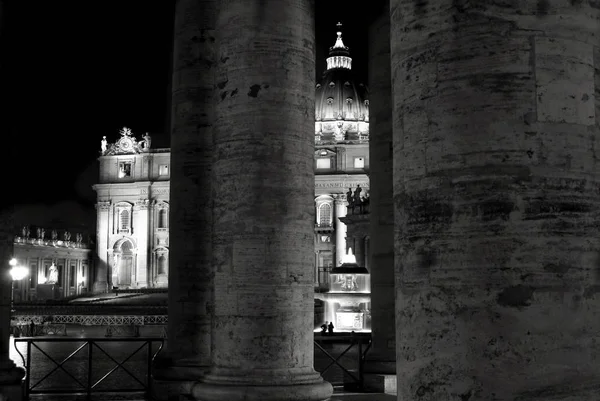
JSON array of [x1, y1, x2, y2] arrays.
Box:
[[334, 195, 348, 266], [363, 0, 396, 383], [152, 0, 216, 397], [93, 201, 110, 293], [133, 200, 149, 288], [192, 1, 332, 400], [0, 207, 25, 400], [391, 1, 600, 399]]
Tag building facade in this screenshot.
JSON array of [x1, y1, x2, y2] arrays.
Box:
[[93, 127, 170, 292], [92, 27, 370, 299], [12, 227, 94, 301]]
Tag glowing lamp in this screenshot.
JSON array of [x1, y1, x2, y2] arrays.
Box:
[[9, 265, 29, 281]]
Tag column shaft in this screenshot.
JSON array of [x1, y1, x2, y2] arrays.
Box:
[[192, 1, 332, 400], [364, 0, 396, 375], [0, 206, 25, 398], [391, 0, 600, 399], [154, 0, 217, 386]]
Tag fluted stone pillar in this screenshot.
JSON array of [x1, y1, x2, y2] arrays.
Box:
[[192, 1, 332, 400], [0, 208, 25, 400], [391, 1, 600, 399], [152, 0, 217, 398], [363, 0, 396, 381], [334, 195, 348, 266]]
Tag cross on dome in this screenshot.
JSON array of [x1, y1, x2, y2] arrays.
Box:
[[333, 22, 346, 50]]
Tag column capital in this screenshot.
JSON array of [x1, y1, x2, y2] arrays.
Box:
[[96, 201, 111, 211], [333, 194, 347, 204], [134, 199, 150, 210]]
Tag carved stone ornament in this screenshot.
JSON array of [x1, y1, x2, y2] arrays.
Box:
[[102, 127, 147, 156], [96, 201, 111, 210], [135, 199, 150, 209]]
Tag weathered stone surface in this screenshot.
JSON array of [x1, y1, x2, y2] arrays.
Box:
[[0, 206, 25, 400], [391, 0, 599, 399], [154, 0, 216, 386], [192, 1, 332, 400], [364, 0, 397, 376]]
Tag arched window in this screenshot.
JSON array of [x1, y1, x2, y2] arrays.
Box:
[[120, 210, 130, 231], [319, 203, 332, 226], [157, 254, 167, 275], [158, 209, 168, 228]]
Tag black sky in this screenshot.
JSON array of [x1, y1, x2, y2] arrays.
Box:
[[4, 2, 368, 219]]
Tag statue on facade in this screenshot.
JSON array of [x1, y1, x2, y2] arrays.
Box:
[[51, 229, 58, 240], [101, 136, 108, 153], [63, 231, 71, 241], [37, 228, 45, 240], [141, 133, 151, 150], [22, 226, 30, 239], [353, 185, 362, 207], [346, 188, 354, 208], [47, 263, 59, 284], [76, 233, 83, 243]]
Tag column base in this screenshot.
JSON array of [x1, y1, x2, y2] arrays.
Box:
[[192, 370, 333, 401], [152, 356, 209, 401], [0, 361, 25, 401]]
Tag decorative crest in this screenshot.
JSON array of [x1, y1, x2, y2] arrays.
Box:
[[120, 127, 133, 137], [101, 127, 151, 156]]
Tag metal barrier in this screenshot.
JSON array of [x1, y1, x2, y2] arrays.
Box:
[[13, 336, 164, 400], [314, 333, 372, 390]]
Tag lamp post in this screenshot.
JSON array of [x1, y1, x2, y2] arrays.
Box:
[[9, 258, 29, 314]]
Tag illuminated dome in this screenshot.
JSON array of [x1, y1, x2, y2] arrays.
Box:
[[315, 23, 369, 143]]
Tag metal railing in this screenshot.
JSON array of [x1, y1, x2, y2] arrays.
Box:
[[314, 333, 372, 390], [14, 336, 164, 400], [13, 315, 168, 325]]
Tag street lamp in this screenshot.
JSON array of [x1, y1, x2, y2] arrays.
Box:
[[9, 258, 29, 313]]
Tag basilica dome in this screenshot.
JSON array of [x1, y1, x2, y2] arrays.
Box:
[[315, 23, 369, 143]]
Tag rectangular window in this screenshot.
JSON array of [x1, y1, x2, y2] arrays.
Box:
[[316, 158, 331, 169], [118, 162, 132, 178], [354, 157, 365, 168], [29, 262, 37, 288], [159, 164, 169, 176], [69, 265, 76, 287]]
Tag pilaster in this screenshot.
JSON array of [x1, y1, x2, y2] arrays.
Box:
[[333, 194, 348, 266], [133, 199, 149, 287], [93, 201, 110, 293]]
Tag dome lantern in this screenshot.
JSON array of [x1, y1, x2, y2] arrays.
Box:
[[326, 22, 352, 71]]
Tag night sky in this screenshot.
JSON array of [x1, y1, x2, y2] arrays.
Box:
[[3, 2, 369, 230]]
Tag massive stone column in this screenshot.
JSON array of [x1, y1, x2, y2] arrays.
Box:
[[363, 0, 396, 383], [192, 1, 332, 400], [391, 1, 600, 399], [152, 0, 216, 398], [334, 195, 348, 265], [0, 208, 25, 400]]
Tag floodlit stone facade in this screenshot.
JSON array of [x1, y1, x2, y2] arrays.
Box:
[[93, 127, 170, 292], [92, 30, 371, 300], [12, 227, 93, 300]]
